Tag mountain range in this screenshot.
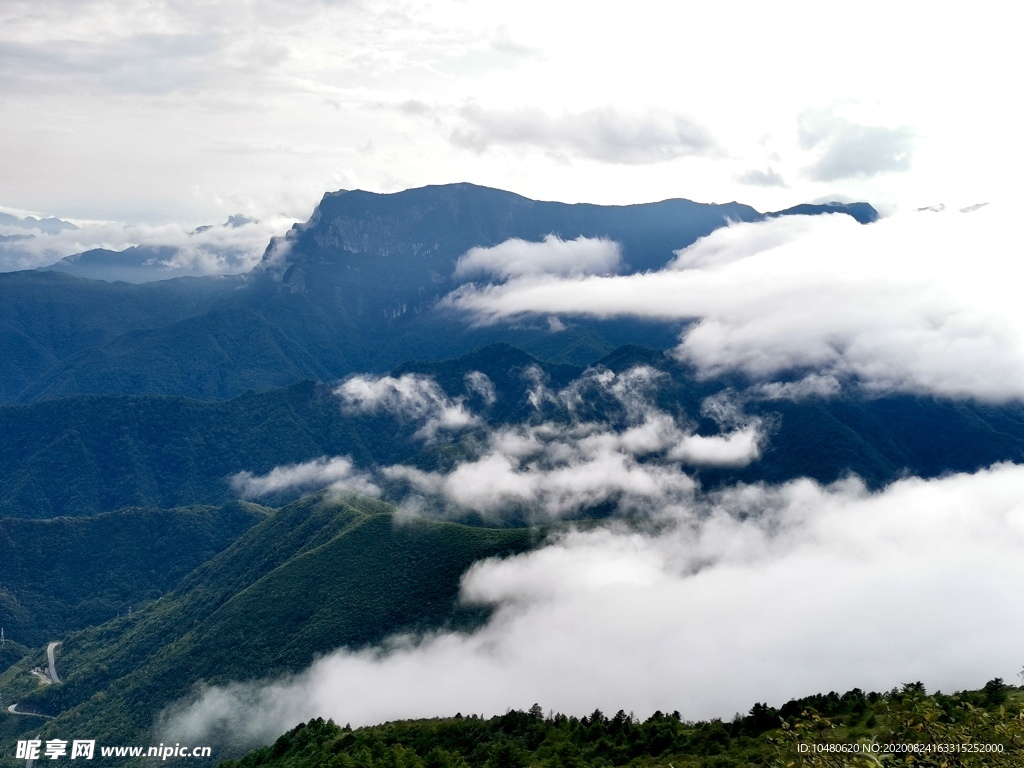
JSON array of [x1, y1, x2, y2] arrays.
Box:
[[0, 184, 876, 404], [10, 183, 1019, 766]]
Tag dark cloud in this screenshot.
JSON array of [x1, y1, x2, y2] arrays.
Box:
[[450, 105, 718, 164], [737, 167, 785, 187]]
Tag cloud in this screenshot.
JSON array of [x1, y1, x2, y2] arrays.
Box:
[[379, 367, 763, 518], [161, 463, 1024, 750], [336, 373, 482, 442], [0, 214, 293, 274], [230, 456, 380, 499], [454, 235, 621, 280], [798, 109, 915, 181], [382, 422, 703, 518], [750, 374, 842, 401], [737, 167, 785, 187], [450, 105, 717, 164], [235, 366, 763, 519], [464, 370, 496, 405], [666, 427, 762, 467], [443, 204, 1024, 402]]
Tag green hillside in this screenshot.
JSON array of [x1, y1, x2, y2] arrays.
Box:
[[0, 494, 537, 750], [0, 502, 268, 646], [0, 270, 240, 402], [222, 682, 1024, 768]]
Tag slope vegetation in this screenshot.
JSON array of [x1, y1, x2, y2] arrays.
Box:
[[0, 502, 268, 646], [2, 494, 536, 746]]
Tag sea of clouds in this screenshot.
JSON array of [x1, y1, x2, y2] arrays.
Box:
[[163, 204, 1024, 750]]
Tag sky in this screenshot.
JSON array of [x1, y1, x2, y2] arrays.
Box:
[[1, 0, 1017, 230]]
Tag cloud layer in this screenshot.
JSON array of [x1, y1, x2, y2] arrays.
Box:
[[337, 373, 481, 442], [454, 235, 621, 280], [450, 105, 717, 164], [162, 463, 1024, 750], [445, 204, 1024, 401], [231, 456, 380, 500]]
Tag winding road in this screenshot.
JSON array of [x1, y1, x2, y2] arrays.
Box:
[[6, 703, 54, 719], [45, 642, 60, 684], [3, 641, 61, 720]]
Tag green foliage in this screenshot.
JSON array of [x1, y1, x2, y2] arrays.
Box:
[[4, 495, 534, 749], [772, 684, 1024, 767], [0, 502, 267, 645], [217, 685, 1024, 768]]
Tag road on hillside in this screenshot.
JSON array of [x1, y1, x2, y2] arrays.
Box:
[[6, 703, 54, 719], [46, 642, 60, 684]]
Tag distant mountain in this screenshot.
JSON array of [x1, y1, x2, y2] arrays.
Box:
[[0, 212, 78, 235], [0, 212, 80, 272], [38, 215, 265, 283], [766, 200, 878, 223], [0, 184, 877, 403], [41, 245, 194, 284]]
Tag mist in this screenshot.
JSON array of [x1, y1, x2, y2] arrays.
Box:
[[161, 463, 1024, 751]]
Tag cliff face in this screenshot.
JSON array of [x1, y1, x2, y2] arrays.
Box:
[[261, 182, 876, 293], [256, 182, 765, 313]]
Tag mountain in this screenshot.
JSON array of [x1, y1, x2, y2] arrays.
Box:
[[766, 200, 878, 224], [0, 494, 537, 748], [0, 184, 877, 403], [3, 345, 1024, 520], [0, 270, 241, 402], [0, 502, 268, 646], [41, 245, 193, 284], [0, 212, 78, 235], [0, 213, 79, 272]]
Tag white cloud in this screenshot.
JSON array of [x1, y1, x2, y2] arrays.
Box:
[[737, 167, 785, 187], [238, 367, 763, 519], [454, 235, 621, 280], [464, 370, 497, 405], [751, 374, 842, 401], [336, 373, 482, 442], [666, 426, 762, 467], [444, 204, 1024, 402], [378, 368, 763, 518], [230, 456, 380, 499], [161, 463, 1024, 750], [382, 425, 701, 518]]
